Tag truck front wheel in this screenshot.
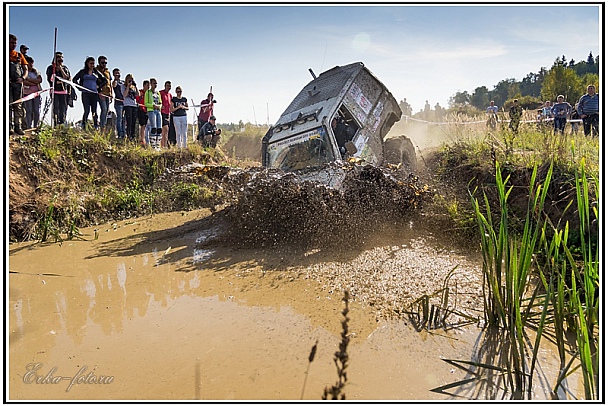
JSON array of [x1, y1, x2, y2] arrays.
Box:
[[383, 135, 417, 172]]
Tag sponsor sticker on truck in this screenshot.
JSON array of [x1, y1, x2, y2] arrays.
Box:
[[269, 128, 325, 150]]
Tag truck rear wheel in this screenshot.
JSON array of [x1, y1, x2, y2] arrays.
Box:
[[383, 135, 417, 171]]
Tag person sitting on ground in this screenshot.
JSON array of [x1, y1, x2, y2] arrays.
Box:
[[198, 115, 221, 148]]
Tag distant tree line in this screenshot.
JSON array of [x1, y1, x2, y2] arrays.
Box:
[[450, 52, 599, 112], [400, 52, 599, 121]]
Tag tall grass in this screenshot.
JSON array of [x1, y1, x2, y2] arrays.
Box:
[[550, 153, 599, 399], [466, 156, 599, 399], [469, 162, 552, 398], [439, 121, 599, 176]]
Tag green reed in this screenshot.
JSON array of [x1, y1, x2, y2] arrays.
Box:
[[559, 154, 598, 399], [536, 155, 598, 399], [469, 162, 552, 398]]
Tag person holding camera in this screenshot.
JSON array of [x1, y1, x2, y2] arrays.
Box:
[[198, 115, 221, 148], [197, 92, 216, 131], [170, 86, 189, 148], [123, 74, 139, 141], [46, 51, 72, 126]]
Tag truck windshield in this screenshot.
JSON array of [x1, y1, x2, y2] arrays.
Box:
[[267, 126, 335, 171]]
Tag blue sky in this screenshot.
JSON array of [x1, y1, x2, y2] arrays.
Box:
[[8, 4, 601, 125]]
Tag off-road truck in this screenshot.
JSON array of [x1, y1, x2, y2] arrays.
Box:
[[261, 62, 415, 187]]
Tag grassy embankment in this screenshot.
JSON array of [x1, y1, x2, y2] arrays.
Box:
[[8, 123, 268, 242]]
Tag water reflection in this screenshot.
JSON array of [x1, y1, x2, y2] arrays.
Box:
[[431, 327, 580, 400], [117, 263, 127, 294], [193, 249, 215, 264], [10, 245, 214, 348], [14, 299, 23, 339], [189, 272, 200, 289], [9, 214, 476, 354]]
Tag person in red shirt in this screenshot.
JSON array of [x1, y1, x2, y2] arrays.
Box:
[[159, 81, 172, 148], [9, 34, 28, 135], [197, 92, 216, 132]]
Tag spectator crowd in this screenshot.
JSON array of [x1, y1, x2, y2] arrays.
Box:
[[485, 85, 599, 137], [9, 34, 222, 150]]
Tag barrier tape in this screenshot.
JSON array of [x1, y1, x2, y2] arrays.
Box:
[[10, 76, 143, 108], [192, 103, 213, 111], [403, 115, 584, 125], [404, 115, 486, 125], [192, 104, 211, 111], [54, 75, 114, 100], [9, 88, 50, 105]]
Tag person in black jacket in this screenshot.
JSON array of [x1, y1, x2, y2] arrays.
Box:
[[45, 51, 72, 126], [198, 115, 221, 148], [72, 56, 107, 129]]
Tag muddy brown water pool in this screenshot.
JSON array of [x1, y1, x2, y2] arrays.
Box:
[[8, 209, 580, 400]]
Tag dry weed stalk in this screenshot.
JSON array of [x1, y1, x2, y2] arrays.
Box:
[[300, 339, 318, 399], [322, 291, 350, 400]]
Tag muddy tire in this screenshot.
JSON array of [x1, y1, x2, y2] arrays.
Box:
[[383, 135, 417, 171]]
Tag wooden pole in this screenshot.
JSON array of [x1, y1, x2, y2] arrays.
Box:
[[51, 27, 57, 129]]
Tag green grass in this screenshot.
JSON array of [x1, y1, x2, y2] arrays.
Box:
[[439, 121, 599, 175], [468, 162, 551, 398], [556, 156, 599, 399]]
